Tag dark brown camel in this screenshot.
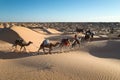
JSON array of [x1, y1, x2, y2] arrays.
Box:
[[38, 41, 60, 54], [58, 38, 71, 52], [83, 30, 94, 42], [84, 33, 94, 41], [12, 39, 33, 52]]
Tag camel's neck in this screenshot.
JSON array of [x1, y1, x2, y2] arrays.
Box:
[[53, 42, 59, 47], [26, 42, 32, 46]]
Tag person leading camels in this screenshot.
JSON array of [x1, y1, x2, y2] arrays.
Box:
[[72, 33, 81, 48]]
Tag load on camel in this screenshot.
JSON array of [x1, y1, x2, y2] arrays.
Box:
[[38, 39, 60, 54]]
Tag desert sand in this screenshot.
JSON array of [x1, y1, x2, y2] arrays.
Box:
[[0, 25, 120, 80]]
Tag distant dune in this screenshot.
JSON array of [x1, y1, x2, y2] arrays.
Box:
[[46, 28, 62, 34], [32, 28, 48, 34], [32, 28, 62, 34], [42, 28, 62, 34]]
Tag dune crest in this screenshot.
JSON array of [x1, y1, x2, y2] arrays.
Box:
[[43, 28, 62, 34]]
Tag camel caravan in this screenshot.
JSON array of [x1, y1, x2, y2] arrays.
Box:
[[12, 29, 94, 54]]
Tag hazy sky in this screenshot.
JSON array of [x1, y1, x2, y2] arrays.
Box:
[[0, 0, 120, 22]]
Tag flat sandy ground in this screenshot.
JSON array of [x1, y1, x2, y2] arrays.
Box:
[[0, 26, 120, 80]]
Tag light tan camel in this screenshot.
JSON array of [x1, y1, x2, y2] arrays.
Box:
[[12, 39, 33, 52], [38, 41, 60, 54]]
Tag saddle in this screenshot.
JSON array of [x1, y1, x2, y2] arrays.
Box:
[[43, 39, 50, 46]]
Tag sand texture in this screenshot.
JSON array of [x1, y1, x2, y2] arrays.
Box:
[[0, 26, 120, 80]]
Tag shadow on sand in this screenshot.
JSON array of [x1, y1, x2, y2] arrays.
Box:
[[88, 40, 120, 59], [0, 50, 62, 59], [0, 51, 45, 59], [0, 28, 21, 44]]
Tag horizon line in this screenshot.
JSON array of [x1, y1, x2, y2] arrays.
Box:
[[0, 21, 120, 23]]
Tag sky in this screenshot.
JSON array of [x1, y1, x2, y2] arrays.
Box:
[[0, 0, 120, 22]]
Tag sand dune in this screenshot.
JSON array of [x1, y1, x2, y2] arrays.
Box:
[[31, 28, 62, 34], [32, 28, 48, 34], [43, 28, 62, 34], [0, 39, 120, 80], [11, 26, 46, 52], [47, 28, 62, 34]]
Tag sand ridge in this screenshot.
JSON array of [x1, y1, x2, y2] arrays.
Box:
[[46, 28, 62, 34]]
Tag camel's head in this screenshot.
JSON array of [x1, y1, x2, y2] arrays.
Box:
[[29, 41, 33, 44]]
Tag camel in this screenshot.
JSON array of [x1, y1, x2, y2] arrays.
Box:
[[84, 33, 94, 41], [58, 38, 71, 52], [81, 30, 94, 42], [59, 38, 71, 47], [84, 34, 91, 41], [12, 39, 33, 52], [38, 41, 60, 54]]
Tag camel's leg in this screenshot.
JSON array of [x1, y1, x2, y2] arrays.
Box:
[[11, 44, 15, 51], [37, 47, 41, 55], [12, 45, 14, 52], [15, 45, 17, 51], [88, 37, 91, 42], [49, 48, 51, 54], [23, 46, 26, 52], [38, 47, 41, 52], [20, 46, 23, 52], [12, 44, 17, 52], [60, 44, 63, 53], [79, 42, 81, 47], [38, 44, 42, 53], [12, 44, 15, 48], [38, 44, 41, 52], [77, 41, 80, 48], [49, 44, 52, 54], [72, 41, 76, 48], [43, 47, 45, 52]]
